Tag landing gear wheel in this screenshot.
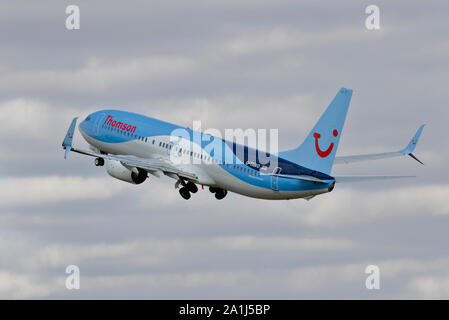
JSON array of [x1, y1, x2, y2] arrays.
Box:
[[179, 187, 191, 200], [209, 187, 218, 193], [186, 182, 198, 193], [94, 157, 104, 166], [215, 189, 227, 200]]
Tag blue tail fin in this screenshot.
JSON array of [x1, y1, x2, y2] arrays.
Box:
[[279, 88, 353, 175]]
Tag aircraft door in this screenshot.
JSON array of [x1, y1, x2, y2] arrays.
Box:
[[271, 167, 281, 191]]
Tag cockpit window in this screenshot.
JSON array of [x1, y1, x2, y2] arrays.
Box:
[[85, 115, 92, 121]]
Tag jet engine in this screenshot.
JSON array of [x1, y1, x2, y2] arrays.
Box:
[[105, 160, 147, 184]]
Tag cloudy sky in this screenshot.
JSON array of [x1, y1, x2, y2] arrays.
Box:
[[1, 0, 448, 299]]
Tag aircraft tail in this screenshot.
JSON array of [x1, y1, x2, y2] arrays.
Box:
[[279, 88, 353, 175]]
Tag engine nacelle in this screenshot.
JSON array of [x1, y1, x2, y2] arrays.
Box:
[[105, 160, 147, 184]]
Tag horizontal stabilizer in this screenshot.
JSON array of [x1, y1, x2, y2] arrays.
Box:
[[335, 175, 415, 183]]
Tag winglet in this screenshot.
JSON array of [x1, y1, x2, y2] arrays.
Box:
[[62, 117, 78, 159], [400, 124, 425, 164]]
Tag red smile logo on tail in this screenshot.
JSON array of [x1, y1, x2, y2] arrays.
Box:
[[313, 129, 338, 158]]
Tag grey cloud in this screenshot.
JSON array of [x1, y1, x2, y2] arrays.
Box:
[[0, 0, 448, 298]]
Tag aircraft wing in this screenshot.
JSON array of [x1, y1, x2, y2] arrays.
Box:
[[62, 117, 198, 181], [334, 125, 425, 165], [71, 147, 199, 181]]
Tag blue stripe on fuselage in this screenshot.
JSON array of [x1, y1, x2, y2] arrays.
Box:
[[79, 110, 334, 191]]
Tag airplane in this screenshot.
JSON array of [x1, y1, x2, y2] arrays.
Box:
[[62, 88, 425, 201]]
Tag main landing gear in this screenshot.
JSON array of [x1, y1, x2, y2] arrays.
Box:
[[178, 181, 198, 200], [177, 180, 227, 201], [94, 157, 104, 166], [209, 187, 228, 200], [179, 187, 191, 200]]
